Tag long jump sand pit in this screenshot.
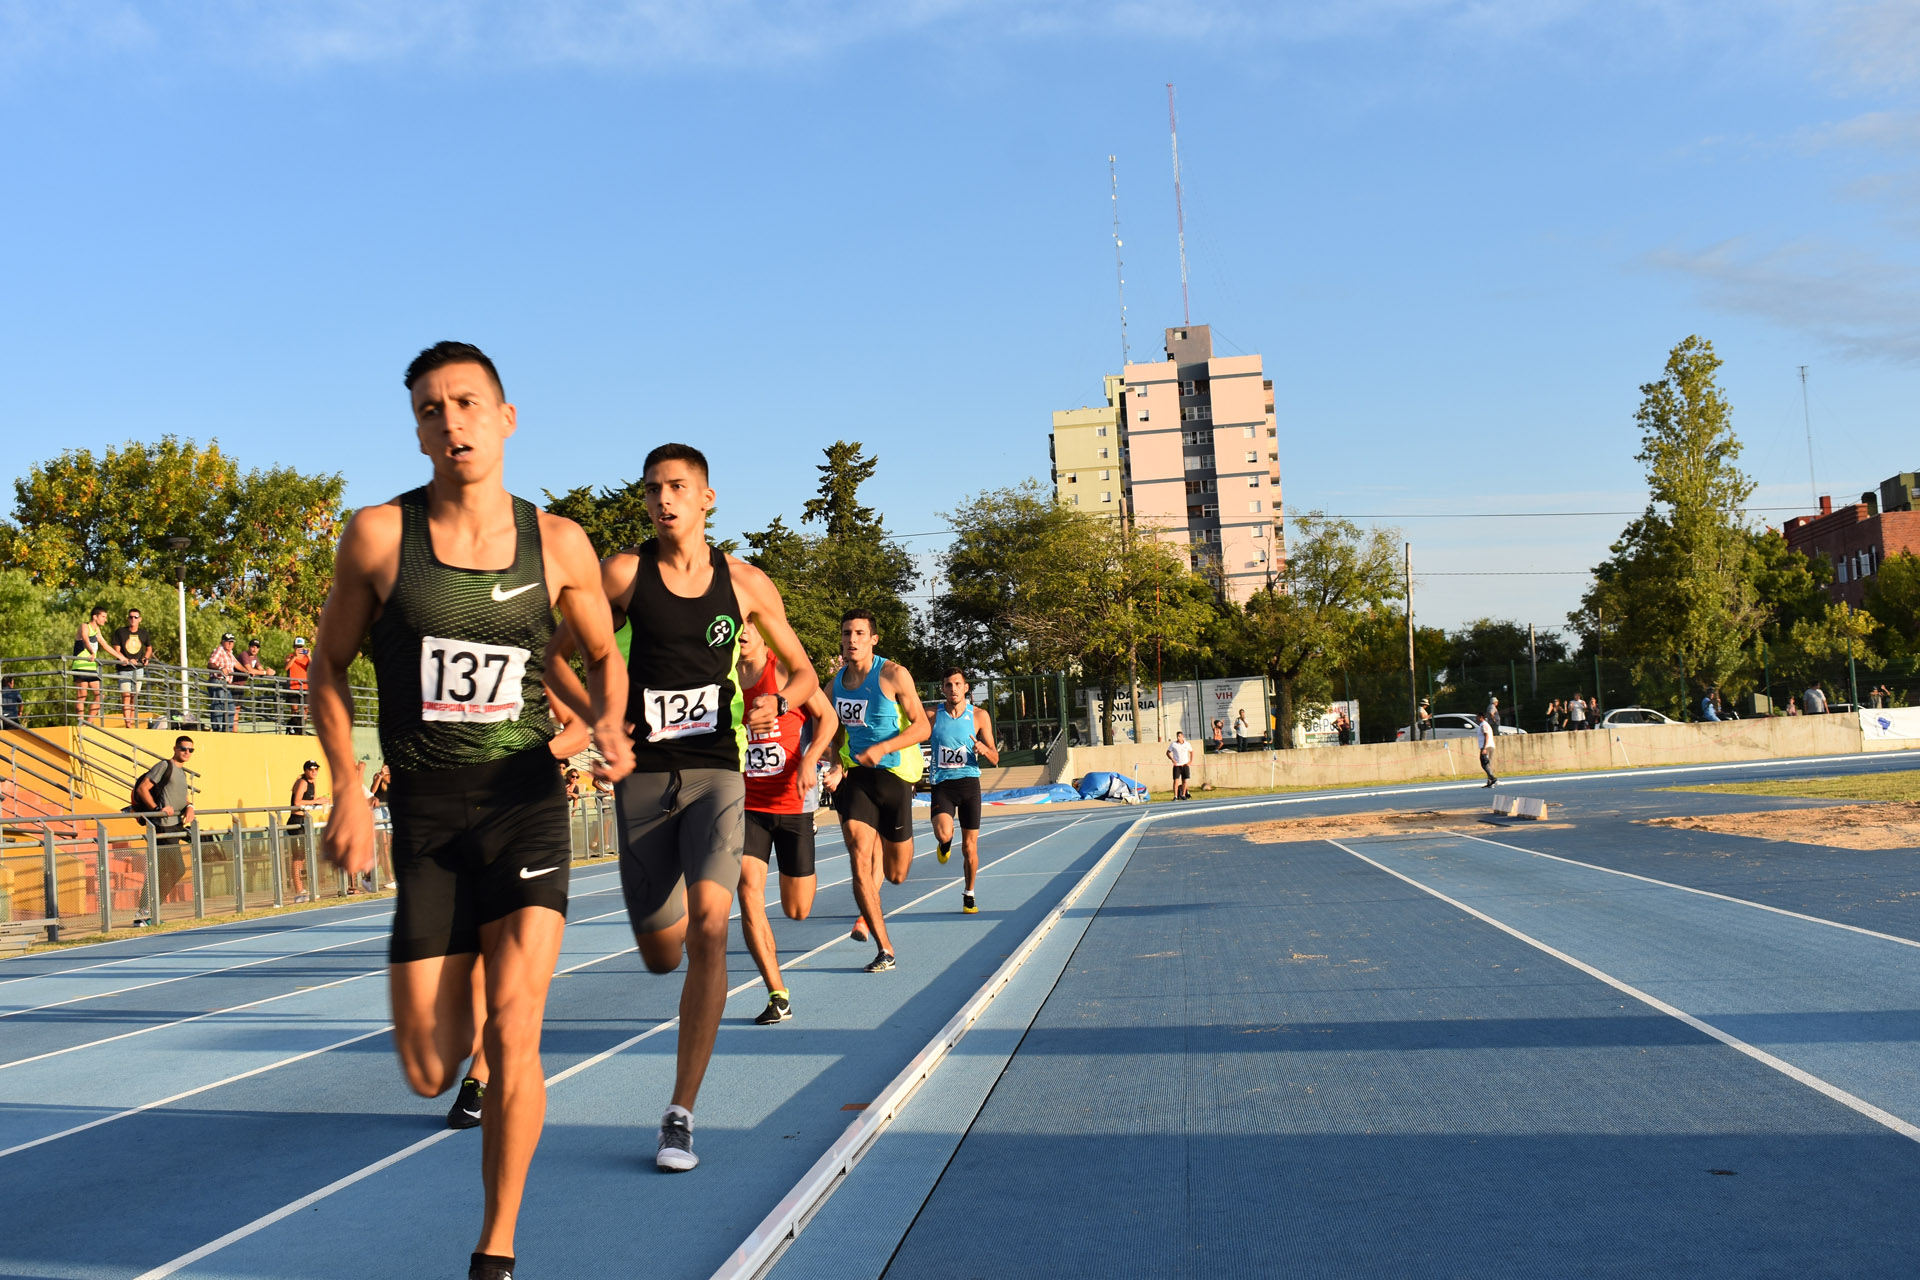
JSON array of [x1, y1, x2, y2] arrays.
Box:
[[1189, 808, 1571, 843], [1643, 802, 1920, 851]]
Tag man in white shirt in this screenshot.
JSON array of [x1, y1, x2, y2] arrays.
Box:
[[1805, 684, 1828, 715], [1166, 731, 1194, 801], [1476, 713, 1498, 789], [1567, 694, 1588, 732]]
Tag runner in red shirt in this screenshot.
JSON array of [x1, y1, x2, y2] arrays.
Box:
[[737, 620, 837, 1025]]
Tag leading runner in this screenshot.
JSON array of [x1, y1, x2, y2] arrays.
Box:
[[313, 341, 632, 1280], [553, 442, 818, 1173]]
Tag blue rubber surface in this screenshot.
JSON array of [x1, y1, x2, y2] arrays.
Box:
[[7, 750, 1920, 1279]]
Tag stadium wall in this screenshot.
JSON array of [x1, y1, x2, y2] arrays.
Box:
[[1066, 713, 1914, 790]]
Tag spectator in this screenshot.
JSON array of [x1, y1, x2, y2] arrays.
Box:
[[132, 736, 196, 921], [107, 608, 153, 729], [1785, 695, 1801, 716], [1485, 694, 1501, 727], [1333, 708, 1353, 745], [1700, 691, 1721, 722], [1567, 692, 1588, 732], [1416, 697, 1433, 740], [284, 637, 312, 731], [72, 604, 108, 725], [1544, 698, 1563, 732], [1805, 682, 1828, 716], [1166, 730, 1194, 800], [1, 675, 22, 728], [233, 639, 275, 727], [564, 768, 583, 802], [287, 759, 329, 898], [1233, 709, 1250, 751], [207, 633, 239, 732], [1870, 684, 1892, 710], [1210, 718, 1225, 753]]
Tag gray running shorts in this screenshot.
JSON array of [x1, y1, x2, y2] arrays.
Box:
[[615, 769, 745, 936]]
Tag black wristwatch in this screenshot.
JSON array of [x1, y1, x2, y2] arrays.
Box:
[[776, 695, 789, 718]]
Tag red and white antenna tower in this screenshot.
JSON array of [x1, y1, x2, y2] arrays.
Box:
[[1167, 82, 1191, 326]]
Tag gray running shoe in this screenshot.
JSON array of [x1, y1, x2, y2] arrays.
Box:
[[657, 1110, 698, 1172], [863, 950, 896, 973]]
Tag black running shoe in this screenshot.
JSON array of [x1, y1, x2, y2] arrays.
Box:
[[863, 950, 896, 973], [657, 1109, 697, 1172], [446, 1077, 485, 1130], [469, 1253, 514, 1280], [962, 891, 977, 914], [754, 991, 792, 1025]]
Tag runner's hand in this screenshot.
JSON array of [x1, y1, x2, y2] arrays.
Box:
[[591, 718, 635, 784], [745, 693, 780, 733], [822, 763, 843, 793], [854, 745, 885, 768], [322, 770, 374, 876]]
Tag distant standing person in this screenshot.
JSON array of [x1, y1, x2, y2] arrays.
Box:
[[1233, 709, 1250, 751], [108, 608, 152, 728], [235, 639, 275, 726], [133, 736, 197, 918], [1805, 682, 1828, 715], [1, 676, 22, 729], [72, 605, 108, 725], [1566, 693, 1588, 733], [1416, 698, 1433, 740], [1333, 708, 1352, 746], [284, 637, 313, 730], [1167, 731, 1194, 800], [1485, 694, 1501, 728], [207, 633, 239, 732], [1476, 712, 1498, 788], [1210, 719, 1224, 753], [1544, 699, 1562, 732], [1700, 691, 1720, 722]]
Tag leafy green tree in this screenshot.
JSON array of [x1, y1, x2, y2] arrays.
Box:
[[1447, 618, 1568, 672], [1575, 337, 1767, 711], [1865, 553, 1920, 665], [543, 479, 655, 557], [934, 482, 1085, 673], [1221, 513, 1402, 747], [0, 437, 346, 637]]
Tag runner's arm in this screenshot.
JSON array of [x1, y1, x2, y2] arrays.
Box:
[[544, 549, 637, 719], [855, 663, 931, 766], [546, 692, 592, 760], [972, 706, 1000, 767], [728, 558, 819, 731], [544, 515, 633, 783], [311, 506, 392, 875], [795, 687, 839, 802]]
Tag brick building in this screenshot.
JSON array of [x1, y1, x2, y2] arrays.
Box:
[[1782, 472, 1920, 608]]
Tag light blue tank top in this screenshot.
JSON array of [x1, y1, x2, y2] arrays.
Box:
[[835, 657, 903, 771], [929, 703, 980, 782]]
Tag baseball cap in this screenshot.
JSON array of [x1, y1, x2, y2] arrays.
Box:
[[221, 632, 235, 642], [303, 759, 319, 770], [294, 637, 308, 648]]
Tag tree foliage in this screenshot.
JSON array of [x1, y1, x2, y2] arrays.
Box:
[[0, 437, 346, 637], [1575, 337, 1768, 710], [543, 478, 655, 557], [1865, 553, 1920, 665]]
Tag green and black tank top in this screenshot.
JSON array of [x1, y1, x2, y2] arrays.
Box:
[[369, 487, 555, 773], [625, 540, 745, 773]]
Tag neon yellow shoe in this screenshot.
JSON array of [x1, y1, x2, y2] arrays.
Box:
[[962, 890, 977, 914], [937, 840, 951, 864]]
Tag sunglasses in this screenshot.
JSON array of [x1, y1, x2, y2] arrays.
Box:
[[178, 746, 195, 754]]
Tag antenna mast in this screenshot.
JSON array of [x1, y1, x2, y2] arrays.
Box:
[[1167, 83, 1190, 326], [1798, 365, 1818, 508], [1109, 155, 1130, 369]]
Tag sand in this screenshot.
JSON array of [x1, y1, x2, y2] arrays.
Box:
[[1642, 801, 1920, 851], [1188, 809, 1570, 843]]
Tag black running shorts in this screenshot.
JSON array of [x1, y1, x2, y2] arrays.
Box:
[[615, 769, 745, 936], [744, 809, 816, 878], [1171, 764, 1190, 780], [387, 748, 571, 963], [833, 765, 915, 844], [929, 777, 982, 831]]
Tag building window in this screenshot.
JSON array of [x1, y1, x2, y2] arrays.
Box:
[[1243, 426, 1256, 438], [1066, 473, 1077, 484], [1269, 475, 1279, 486], [1137, 409, 1150, 422], [1257, 548, 1268, 563], [1096, 425, 1108, 437], [1184, 455, 1208, 472], [1069, 494, 1079, 505], [1204, 479, 1216, 493], [1253, 525, 1265, 539], [1136, 384, 1148, 396], [1097, 448, 1108, 460], [1248, 476, 1260, 489], [1245, 451, 1258, 464], [1182, 405, 1212, 422], [1250, 500, 1262, 513], [1267, 426, 1277, 437], [1203, 503, 1219, 518], [1181, 379, 1196, 396], [1188, 505, 1203, 518], [1101, 469, 1111, 480], [1186, 480, 1203, 495], [1103, 491, 1113, 503], [1838, 558, 1849, 583]]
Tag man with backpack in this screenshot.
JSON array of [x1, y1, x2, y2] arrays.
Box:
[[132, 736, 196, 919]]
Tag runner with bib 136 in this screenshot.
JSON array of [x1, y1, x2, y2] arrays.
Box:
[[550, 442, 818, 1174]]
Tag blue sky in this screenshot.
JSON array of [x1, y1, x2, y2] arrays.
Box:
[[3, 1, 1918, 635]]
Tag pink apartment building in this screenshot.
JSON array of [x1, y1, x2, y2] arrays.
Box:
[[1051, 325, 1284, 604]]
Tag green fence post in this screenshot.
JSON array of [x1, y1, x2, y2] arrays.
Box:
[[190, 818, 205, 919], [1509, 659, 1519, 729], [96, 822, 111, 935], [1592, 653, 1602, 714]]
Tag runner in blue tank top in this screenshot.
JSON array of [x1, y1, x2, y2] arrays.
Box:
[[928, 668, 999, 914], [825, 607, 930, 972], [551, 442, 819, 1174]]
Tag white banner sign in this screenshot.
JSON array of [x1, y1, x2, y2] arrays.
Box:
[[1859, 707, 1920, 740]]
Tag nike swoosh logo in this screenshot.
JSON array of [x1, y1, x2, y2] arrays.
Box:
[[462, 1108, 482, 1119], [519, 866, 557, 879], [491, 582, 539, 603]]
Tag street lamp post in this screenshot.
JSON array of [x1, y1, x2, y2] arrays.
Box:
[[167, 537, 190, 726]]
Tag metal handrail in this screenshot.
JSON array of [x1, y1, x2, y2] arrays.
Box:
[[0, 653, 381, 731]]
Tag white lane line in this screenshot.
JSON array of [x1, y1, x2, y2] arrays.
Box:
[[1325, 837, 1920, 1145], [128, 814, 1101, 1280], [1442, 830, 1920, 951], [0, 875, 627, 1023]]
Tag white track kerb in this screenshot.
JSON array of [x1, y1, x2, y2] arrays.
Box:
[[709, 810, 1153, 1280]]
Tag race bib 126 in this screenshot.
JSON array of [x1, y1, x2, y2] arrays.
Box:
[[420, 636, 530, 722], [645, 685, 722, 742], [936, 745, 971, 770]]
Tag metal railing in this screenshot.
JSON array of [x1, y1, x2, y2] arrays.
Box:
[[0, 793, 616, 940], [0, 654, 381, 732]]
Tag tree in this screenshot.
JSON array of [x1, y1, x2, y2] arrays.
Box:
[[1222, 514, 1401, 748], [1865, 553, 1920, 665], [934, 481, 1086, 673], [1447, 618, 1568, 673], [1575, 337, 1767, 710], [543, 479, 654, 557], [0, 438, 346, 637]]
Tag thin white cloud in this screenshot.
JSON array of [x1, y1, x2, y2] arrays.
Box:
[[1821, 0, 1920, 87], [1795, 109, 1920, 151], [1644, 237, 1920, 365]]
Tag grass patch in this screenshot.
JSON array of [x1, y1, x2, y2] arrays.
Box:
[[1661, 770, 1920, 803]]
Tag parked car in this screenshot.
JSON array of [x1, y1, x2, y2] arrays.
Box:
[[1599, 707, 1678, 728], [1395, 713, 1527, 742]]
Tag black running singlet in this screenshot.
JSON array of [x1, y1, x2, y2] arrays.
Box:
[[369, 487, 555, 773], [624, 541, 745, 773]]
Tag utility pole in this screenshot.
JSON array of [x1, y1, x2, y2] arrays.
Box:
[[1528, 622, 1539, 697], [1846, 601, 1860, 709], [1166, 83, 1191, 326], [1404, 543, 1418, 742], [1799, 365, 1818, 509], [1109, 155, 1130, 370]]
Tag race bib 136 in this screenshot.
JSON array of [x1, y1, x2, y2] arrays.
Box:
[[645, 685, 722, 742]]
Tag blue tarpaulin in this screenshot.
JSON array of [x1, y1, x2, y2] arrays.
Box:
[[1075, 771, 1148, 803]]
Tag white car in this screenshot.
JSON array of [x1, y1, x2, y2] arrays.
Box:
[[1599, 707, 1678, 728], [1395, 713, 1527, 743]]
